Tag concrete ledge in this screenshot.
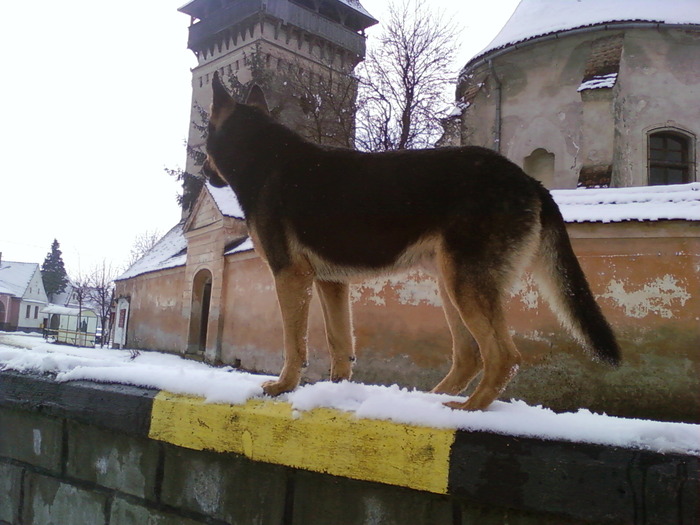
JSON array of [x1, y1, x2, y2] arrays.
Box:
[[1, 370, 698, 524]]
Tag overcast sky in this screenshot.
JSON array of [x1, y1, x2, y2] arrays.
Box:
[[0, 0, 519, 278]]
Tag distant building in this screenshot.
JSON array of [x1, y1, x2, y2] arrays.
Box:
[[442, 0, 700, 189], [0, 255, 49, 332]]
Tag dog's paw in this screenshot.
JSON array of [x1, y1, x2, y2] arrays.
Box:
[[443, 399, 488, 411], [261, 379, 293, 397]]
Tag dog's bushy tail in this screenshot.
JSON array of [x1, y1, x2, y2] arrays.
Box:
[[533, 188, 621, 366]]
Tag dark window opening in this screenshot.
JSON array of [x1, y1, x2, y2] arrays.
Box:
[[649, 131, 691, 185]]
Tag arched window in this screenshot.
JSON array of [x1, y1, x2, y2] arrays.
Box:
[[648, 131, 692, 185]]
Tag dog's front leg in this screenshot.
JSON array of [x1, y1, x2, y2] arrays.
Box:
[[316, 280, 355, 382], [262, 262, 314, 396]]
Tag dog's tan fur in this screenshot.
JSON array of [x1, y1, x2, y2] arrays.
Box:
[[203, 73, 620, 410]]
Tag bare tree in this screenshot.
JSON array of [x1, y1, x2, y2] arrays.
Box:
[[355, 0, 461, 151], [126, 230, 162, 268], [286, 62, 358, 148], [87, 260, 118, 347]]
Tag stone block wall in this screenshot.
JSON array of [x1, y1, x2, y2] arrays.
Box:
[[0, 370, 697, 525]]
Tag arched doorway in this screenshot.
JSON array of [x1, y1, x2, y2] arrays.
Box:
[[188, 269, 213, 356]]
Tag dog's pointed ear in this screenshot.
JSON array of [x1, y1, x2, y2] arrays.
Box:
[[210, 71, 236, 129]]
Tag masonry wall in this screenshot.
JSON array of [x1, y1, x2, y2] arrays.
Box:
[[116, 267, 187, 353], [1, 371, 697, 525], [459, 28, 700, 189]]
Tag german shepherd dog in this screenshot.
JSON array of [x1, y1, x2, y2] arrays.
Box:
[[203, 72, 620, 410]]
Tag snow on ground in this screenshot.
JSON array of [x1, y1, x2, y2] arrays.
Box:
[[1, 332, 698, 456]]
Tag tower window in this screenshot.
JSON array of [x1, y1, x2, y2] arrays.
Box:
[[648, 131, 692, 185]]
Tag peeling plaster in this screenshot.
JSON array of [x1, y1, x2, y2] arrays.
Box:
[[509, 275, 541, 310], [601, 275, 692, 319], [351, 271, 442, 307]]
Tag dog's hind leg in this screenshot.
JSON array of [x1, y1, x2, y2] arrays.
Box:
[[262, 262, 314, 396], [438, 256, 521, 411], [316, 280, 355, 382], [430, 277, 482, 395]]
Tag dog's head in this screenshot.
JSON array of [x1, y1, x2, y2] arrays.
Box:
[[201, 72, 236, 188]]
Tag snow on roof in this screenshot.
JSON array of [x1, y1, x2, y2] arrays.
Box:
[[472, 0, 700, 64], [206, 183, 245, 219], [116, 223, 188, 281], [553, 183, 700, 223], [0, 261, 39, 298], [42, 305, 95, 316], [224, 237, 254, 256]]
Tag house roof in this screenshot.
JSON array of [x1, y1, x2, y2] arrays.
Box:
[[42, 305, 96, 317], [0, 261, 40, 298], [336, 0, 375, 21], [117, 184, 254, 281], [206, 183, 245, 219], [49, 282, 79, 308], [116, 223, 189, 281], [466, 0, 700, 69]]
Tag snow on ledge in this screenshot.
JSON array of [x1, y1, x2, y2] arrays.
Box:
[[578, 72, 618, 92], [0, 333, 698, 457], [552, 183, 700, 223]]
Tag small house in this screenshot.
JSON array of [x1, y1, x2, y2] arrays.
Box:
[[0, 255, 49, 333]]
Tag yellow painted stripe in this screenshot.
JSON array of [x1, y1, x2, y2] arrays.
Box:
[[149, 392, 455, 494]]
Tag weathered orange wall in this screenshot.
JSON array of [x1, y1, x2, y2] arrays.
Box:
[[116, 267, 187, 352], [116, 220, 699, 422]]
